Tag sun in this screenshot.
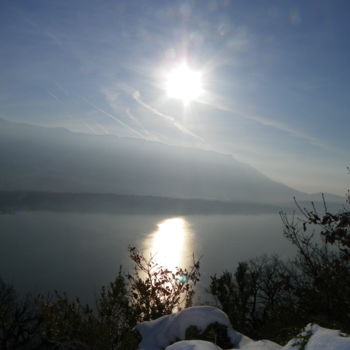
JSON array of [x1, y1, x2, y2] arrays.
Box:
[[165, 63, 203, 105]]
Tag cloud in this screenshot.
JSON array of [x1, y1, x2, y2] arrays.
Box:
[[102, 85, 203, 143], [79, 120, 100, 135], [245, 114, 342, 153], [125, 108, 160, 141], [102, 86, 159, 140], [81, 97, 145, 138], [46, 88, 102, 135], [289, 9, 301, 26], [200, 92, 342, 154], [47, 89, 62, 102], [131, 90, 204, 142]]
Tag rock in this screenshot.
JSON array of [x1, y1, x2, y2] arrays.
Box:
[[165, 340, 222, 350], [240, 339, 282, 350], [282, 324, 350, 350], [135, 306, 240, 350]]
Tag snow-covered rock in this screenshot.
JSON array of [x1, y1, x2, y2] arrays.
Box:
[[135, 306, 241, 350], [165, 340, 223, 350], [236, 332, 254, 348], [134, 306, 349, 350], [240, 339, 282, 350], [165, 339, 281, 350], [282, 324, 350, 350]]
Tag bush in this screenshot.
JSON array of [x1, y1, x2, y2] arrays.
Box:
[[37, 268, 131, 350], [209, 255, 297, 342], [0, 279, 44, 350], [210, 179, 350, 343], [127, 246, 200, 323], [185, 322, 233, 349], [280, 195, 350, 331], [37, 247, 200, 349]]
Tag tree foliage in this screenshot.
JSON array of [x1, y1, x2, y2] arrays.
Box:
[[280, 194, 350, 330], [0, 279, 44, 350], [2, 171, 350, 347], [210, 255, 296, 342], [210, 185, 350, 343], [127, 246, 200, 323], [36, 268, 137, 350], [36, 247, 200, 349]]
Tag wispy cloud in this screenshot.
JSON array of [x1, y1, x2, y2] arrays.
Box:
[[47, 89, 62, 102], [125, 108, 159, 141], [80, 97, 145, 138], [246, 113, 341, 153], [289, 9, 302, 26], [202, 93, 341, 154], [46, 88, 100, 135], [17, 8, 64, 46], [132, 90, 204, 142], [79, 120, 100, 135], [94, 122, 109, 135], [52, 83, 145, 138]]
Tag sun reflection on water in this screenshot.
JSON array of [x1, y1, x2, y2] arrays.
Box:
[[144, 217, 191, 270]]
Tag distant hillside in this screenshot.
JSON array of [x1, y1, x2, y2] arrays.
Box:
[[0, 191, 344, 216], [0, 191, 284, 215], [0, 118, 343, 204]]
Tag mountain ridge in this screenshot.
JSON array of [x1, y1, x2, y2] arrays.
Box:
[[0, 118, 343, 203]]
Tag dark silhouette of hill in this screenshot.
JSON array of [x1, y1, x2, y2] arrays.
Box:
[[0, 191, 283, 215], [0, 118, 343, 204]]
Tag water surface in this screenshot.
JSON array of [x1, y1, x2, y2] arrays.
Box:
[[0, 211, 294, 302]]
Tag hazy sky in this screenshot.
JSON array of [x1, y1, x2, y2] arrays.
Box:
[[1, 0, 349, 195]]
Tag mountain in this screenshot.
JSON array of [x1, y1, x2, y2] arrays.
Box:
[[0, 191, 284, 215], [0, 118, 342, 204]]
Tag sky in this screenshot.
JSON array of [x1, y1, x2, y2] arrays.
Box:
[[1, 0, 349, 196]]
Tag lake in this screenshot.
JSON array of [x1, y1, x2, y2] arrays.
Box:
[[0, 211, 295, 302]]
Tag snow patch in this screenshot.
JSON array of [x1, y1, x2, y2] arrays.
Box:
[[135, 306, 240, 350], [165, 340, 222, 350], [135, 306, 350, 350], [282, 324, 350, 350], [240, 339, 282, 350]]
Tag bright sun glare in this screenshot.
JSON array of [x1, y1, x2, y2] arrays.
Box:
[[166, 63, 203, 105]]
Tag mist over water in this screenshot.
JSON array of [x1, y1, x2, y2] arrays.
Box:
[[0, 211, 294, 302]]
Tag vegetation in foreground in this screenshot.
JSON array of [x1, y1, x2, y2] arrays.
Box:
[[1, 188, 349, 349]]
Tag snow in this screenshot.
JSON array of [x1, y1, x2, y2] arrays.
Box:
[[240, 340, 282, 350], [135, 306, 240, 350], [165, 340, 222, 350], [282, 324, 350, 350], [135, 306, 350, 350], [236, 332, 254, 349]]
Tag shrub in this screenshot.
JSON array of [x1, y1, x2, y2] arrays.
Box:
[[209, 255, 296, 342], [127, 246, 200, 323], [280, 195, 350, 331], [0, 279, 43, 350], [185, 322, 233, 349], [37, 247, 200, 349], [210, 176, 350, 342]]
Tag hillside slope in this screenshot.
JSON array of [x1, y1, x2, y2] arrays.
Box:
[[0, 118, 339, 204]]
